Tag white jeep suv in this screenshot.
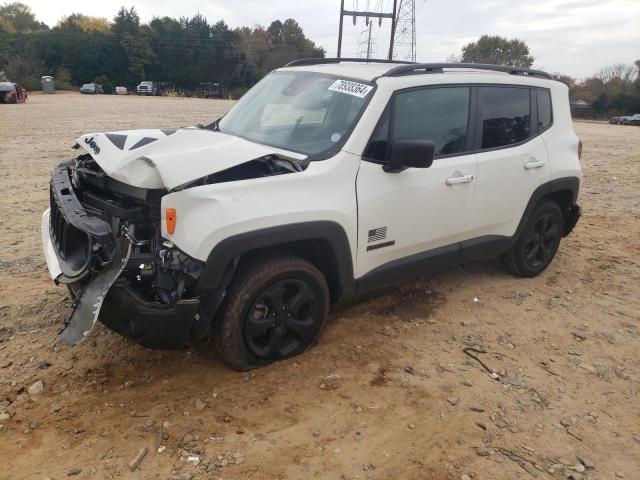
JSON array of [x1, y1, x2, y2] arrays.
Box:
[[42, 60, 582, 370]]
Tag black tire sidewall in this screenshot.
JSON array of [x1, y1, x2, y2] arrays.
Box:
[[214, 256, 330, 371], [514, 200, 564, 277]]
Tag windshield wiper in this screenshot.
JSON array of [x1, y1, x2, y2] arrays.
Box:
[[203, 118, 221, 131]]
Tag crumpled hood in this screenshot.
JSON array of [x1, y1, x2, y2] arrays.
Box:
[[76, 127, 307, 190]]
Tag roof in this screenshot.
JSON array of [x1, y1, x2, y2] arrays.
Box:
[[279, 58, 554, 83], [279, 61, 400, 82]]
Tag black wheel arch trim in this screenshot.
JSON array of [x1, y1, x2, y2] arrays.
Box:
[[196, 221, 355, 302], [513, 176, 581, 242]]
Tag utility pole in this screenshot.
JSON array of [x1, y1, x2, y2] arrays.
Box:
[[366, 21, 373, 59], [337, 0, 345, 59], [388, 0, 398, 60], [337, 0, 396, 60]]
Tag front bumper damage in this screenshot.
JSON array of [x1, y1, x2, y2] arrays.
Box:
[[42, 160, 203, 349]]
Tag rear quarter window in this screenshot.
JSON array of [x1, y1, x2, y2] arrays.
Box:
[[536, 89, 553, 132], [478, 86, 531, 149]]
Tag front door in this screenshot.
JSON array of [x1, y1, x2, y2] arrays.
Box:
[[355, 86, 477, 279]]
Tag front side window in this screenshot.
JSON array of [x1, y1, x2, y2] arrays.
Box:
[[479, 86, 531, 149], [364, 86, 471, 162], [219, 72, 372, 157]]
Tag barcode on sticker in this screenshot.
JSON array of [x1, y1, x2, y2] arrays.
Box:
[[328, 79, 373, 98]]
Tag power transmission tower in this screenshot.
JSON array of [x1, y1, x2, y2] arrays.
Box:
[[337, 0, 398, 60], [391, 0, 416, 62]]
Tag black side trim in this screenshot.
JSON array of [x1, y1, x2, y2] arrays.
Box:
[[197, 221, 355, 301], [357, 243, 461, 295], [105, 133, 127, 150], [459, 235, 512, 263], [161, 129, 177, 136], [367, 240, 395, 251]]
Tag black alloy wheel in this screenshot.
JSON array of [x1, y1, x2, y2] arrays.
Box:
[[523, 212, 560, 270], [244, 278, 319, 359], [214, 255, 330, 371], [502, 199, 564, 277]]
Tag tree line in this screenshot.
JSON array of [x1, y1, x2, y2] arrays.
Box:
[[0, 3, 324, 96], [1, 4, 639, 117], [452, 35, 640, 118]]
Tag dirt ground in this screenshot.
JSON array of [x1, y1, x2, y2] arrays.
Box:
[[0, 93, 638, 480]]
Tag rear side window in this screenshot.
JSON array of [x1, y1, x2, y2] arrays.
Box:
[[478, 86, 531, 149], [364, 86, 471, 162], [536, 89, 552, 132]]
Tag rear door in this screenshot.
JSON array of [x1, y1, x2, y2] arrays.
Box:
[[466, 85, 551, 239], [355, 85, 478, 278]]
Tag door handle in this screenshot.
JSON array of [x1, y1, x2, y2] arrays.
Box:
[[524, 159, 546, 169], [446, 174, 474, 185]]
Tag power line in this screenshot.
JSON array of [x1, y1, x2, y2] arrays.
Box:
[[337, 0, 397, 60]]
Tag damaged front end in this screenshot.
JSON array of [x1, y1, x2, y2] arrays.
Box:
[[46, 155, 202, 348]]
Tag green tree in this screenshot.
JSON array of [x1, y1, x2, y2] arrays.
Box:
[[0, 6, 324, 91], [112, 6, 139, 37], [552, 73, 577, 99], [0, 2, 47, 32], [461, 35, 534, 67], [57, 13, 111, 34]]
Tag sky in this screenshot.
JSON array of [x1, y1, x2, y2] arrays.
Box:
[[21, 0, 640, 79]]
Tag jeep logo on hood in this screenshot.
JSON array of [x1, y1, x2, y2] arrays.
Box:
[[84, 136, 100, 155]]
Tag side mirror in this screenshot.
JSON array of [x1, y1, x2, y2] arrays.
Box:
[[383, 139, 436, 173]]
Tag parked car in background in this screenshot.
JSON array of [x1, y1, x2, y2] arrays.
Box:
[[80, 83, 103, 95], [115, 86, 128, 95], [196, 82, 225, 99], [0, 82, 28, 103], [621, 114, 640, 126], [136, 81, 156, 95], [155, 82, 176, 96], [610, 114, 640, 125]]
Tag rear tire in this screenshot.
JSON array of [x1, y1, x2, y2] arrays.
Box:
[[502, 200, 564, 278], [213, 255, 330, 371]]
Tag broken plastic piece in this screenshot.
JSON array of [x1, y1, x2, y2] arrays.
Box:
[[58, 238, 131, 345]]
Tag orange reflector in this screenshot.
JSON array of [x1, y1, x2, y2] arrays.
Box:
[[166, 208, 176, 234]]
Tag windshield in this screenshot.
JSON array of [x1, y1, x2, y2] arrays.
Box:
[[218, 71, 373, 157], [0, 83, 14, 92]]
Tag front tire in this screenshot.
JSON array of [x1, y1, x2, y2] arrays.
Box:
[[213, 255, 330, 371], [502, 200, 564, 277]]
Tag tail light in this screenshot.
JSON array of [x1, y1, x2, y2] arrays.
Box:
[[165, 208, 176, 234], [578, 140, 583, 161]]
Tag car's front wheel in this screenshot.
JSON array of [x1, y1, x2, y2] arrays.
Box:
[[503, 199, 564, 278], [213, 255, 330, 371]]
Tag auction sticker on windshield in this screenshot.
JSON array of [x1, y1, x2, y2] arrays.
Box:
[[329, 79, 373, 98]]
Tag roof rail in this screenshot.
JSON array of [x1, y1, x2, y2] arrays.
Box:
[[383, 63, 553, 79], [284, 57, 414, 67]]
